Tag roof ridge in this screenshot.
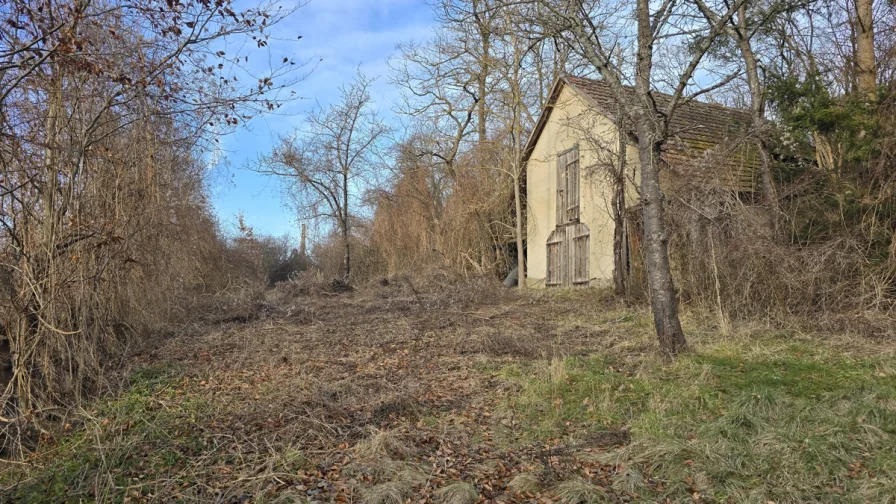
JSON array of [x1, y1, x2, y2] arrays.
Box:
[[563, 74, 750, 116]]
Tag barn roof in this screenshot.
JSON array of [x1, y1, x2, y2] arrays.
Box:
[[523, 75, 761, 191]]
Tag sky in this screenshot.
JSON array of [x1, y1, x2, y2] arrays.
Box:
[[209, 0, 436, 240]]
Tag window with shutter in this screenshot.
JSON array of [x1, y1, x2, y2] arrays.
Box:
[[556, 146, 580, 226], [566, 147, 580, 222], [556, 152, 566, 226]]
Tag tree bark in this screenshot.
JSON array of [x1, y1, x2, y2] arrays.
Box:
[[509, 13, 526, 289], [299, 223, 308, 257], [473, 0, 490, 143], [612, 118, 628, 297], [636, 124, 687, 354], [854, 0, 877, 100], [343, 170, 351, 282], [343, 234, 351, 282], [733, 7, 778, 221], [514, 163, 525, 288], [635, 0, 687, 354]]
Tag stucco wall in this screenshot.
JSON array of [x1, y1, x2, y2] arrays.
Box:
[[525, 85, 640, 287]]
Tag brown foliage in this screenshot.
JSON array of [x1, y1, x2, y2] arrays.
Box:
[[0, 0, 306, 451], [371, 143, 517, 280], [663, 177, 895, 331]]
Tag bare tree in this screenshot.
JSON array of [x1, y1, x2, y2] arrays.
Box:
[[434, 0, 500, 143], [526, 0, 755, 354], [0, 0, 308, 434], [696, 0, 792, 212], [388, 1, 568, 280], [258, 73, 389, 282], [560, 101, 634, 296], [733, 4, 780, 208], [491, 7, 530, 287]]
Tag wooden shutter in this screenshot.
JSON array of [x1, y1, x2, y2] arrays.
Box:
[[571, 223, 590, 286], [556, 152, 567, 226], [566, 147, 580, 222], [546, 229, 563, 287]]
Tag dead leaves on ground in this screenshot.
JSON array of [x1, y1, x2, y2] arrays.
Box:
[[19, 289, 635, 503]]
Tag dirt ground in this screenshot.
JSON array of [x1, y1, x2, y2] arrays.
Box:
[[110, 279, 643, 503], [5, 277, 896, 503]]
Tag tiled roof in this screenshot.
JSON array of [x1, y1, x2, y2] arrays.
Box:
[[563, 76, 761, 191]]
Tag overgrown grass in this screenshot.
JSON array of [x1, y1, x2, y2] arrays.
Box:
[[502, 335, 896, 503], [0, 363, 214, 502]]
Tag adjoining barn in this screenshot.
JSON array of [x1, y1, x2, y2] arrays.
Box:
[[523, 75, 762, 288]]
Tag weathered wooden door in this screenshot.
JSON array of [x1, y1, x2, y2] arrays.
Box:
[[548, 145, 588, 287], [546, 223, 590, 287]]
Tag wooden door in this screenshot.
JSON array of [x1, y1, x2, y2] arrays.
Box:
[[546, 223, 590, 288]]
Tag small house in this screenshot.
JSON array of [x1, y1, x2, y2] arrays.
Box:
[[523, 76, 761, 287]]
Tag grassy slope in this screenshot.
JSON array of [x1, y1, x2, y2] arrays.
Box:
[[1, 287, 894, 503], [503, 323, 896, 503]]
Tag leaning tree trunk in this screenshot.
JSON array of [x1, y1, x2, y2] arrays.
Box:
[[740, 46, 776, 206], [635, 123, 687, 354], [734, 6, 778, 213]]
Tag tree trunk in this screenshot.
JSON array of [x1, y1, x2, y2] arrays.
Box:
[[612, 118, 628, 297], [636, 124, 687, 354], [514, 166, 525, 289], [342, 171, 351, 282], [735, 13, 777, 207], [510, 21, 526, 289], [477, 36, 490, 143], [734, 7, 778, 231], [299, 223, 308, 257], [635, 0, 686, 355], [343, 233, 351, 282], [473, 0, 490, 143], [854, 0, 876, 100]]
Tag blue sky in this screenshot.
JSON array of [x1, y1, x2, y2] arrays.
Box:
[[209, 0, 435, 240]]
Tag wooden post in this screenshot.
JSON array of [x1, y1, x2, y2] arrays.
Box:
[[299, 223, 307, 257]]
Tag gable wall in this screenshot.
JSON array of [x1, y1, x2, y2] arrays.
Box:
[[525, 85, 640, 287]]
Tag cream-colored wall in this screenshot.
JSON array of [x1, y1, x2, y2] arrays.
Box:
[[526, 85, 640, 287]]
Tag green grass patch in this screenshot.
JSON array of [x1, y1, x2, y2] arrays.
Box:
[[1, 363, 212, 503], [502, 338, 896, 503]]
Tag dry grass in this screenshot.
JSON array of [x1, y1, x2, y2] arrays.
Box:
[[664, 181, 896, 332], [434, 481, 478, 504], [554, 477, 608, 503], [507, 471, 542, 493], [550, 356, 568, 386], [473, 327, 548, 358], [363, 481, 413, 504], [354, 427, 411, 460], [2, 280, 894, 502]]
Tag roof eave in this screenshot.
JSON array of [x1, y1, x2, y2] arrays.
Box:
[[521, 76, 639, 168], [520, 76, 566, 167]]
